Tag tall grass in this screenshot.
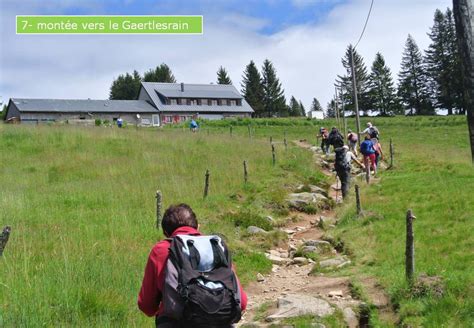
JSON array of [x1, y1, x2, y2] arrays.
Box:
[[0, 124, 318, 326]]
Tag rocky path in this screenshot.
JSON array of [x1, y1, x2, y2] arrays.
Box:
[[238, 140, 394, 328]]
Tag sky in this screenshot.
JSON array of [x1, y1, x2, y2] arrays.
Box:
[[0, 0, 453, 111]]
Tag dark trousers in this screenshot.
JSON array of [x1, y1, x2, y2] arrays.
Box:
[[336, 167, 351, 199]]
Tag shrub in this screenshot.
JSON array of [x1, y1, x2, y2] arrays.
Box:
[[224, 210, 273, 231], [95, 119, 102, 126]]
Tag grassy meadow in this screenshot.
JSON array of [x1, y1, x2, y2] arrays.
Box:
[[0, 124, 321, 326], [1, 115, 473, 327]]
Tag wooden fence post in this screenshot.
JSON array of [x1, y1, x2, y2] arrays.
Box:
[[390, 138, 394, 168], [270, 136, 273, 144], [355, 184, 361, 215], [230, 126, 233, 136], [247, 125, 251, 138], [284, 138, 288, 151], [272, 144, 276, 166], [405, 209, 416, 284], [0, 226, 12, 256], [203, 169, 210, 198], [243, 160, 248, 183], [365, 161, 370, 184], [155, 190, 162, 229]]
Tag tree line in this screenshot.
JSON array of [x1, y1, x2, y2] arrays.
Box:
[[109, 60, 312, 117], [329, 7, 464, 117]]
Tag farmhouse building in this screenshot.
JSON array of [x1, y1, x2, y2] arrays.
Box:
[[4, 82, 254, 126]]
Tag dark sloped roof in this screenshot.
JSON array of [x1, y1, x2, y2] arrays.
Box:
[[141, 82, 254, 113], [11, 99, 158, 113]]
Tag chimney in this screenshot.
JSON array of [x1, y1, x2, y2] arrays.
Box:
[[180, 82, 184, 92]]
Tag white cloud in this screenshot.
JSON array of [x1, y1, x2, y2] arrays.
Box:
[[0, 0, 451, 111]]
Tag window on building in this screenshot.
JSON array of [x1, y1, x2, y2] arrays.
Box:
[[197, 99, 202, 106], [180, 116, 187, 121], [237, 99, 242, 106], [217, 99, 223, 106], [164, 116, 172, 123], [227, 100, 231, 106], [208, 99, 212, 106], [186, 99, 191, 105], [230, 100, 237, 106], [177, 98, 182, 105], [212, 99, 218, 106], [170, 98, 177, 105]]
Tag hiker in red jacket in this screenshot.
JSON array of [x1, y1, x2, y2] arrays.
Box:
[[138, 204, 247, 327]]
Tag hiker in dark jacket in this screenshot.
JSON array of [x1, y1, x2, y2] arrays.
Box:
[[334, 145, 351, 199], [138, 204, 247, 327], [328, 127, 344, 150]]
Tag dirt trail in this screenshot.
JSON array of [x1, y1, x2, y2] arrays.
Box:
[[238, 140, 396, 327]]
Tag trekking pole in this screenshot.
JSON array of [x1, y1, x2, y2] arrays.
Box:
[[335, 173, 339, 203], [203, 169, 210, 198], [405, 210, 416, 285], [155, 190, 163, 229], [0, 226, 11, 256]]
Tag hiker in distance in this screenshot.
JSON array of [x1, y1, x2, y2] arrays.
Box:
[[334, 145, 363, 199], [347, 129, 358, 156], [328, 126, 345, 150], [362, 122, 380, 140], [360, 135, 377, 175], [138, 204, 247, 327], [319, 127, 330, 155]]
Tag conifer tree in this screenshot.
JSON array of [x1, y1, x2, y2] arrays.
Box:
[[398, 35, 434, 115], [241, 61, 265, 117], [109, 70, 142, 100], [326, 100, 336, 118], [337, 45, 370, 115], [367, 53, 401, 115], [299, 101, 306, 116], [289, 96, 300, 117], [143, 63, 176, 83], [261, 59, 287, 117], [444, 8, 464, 114], [216, 66, 232, 85], [310, 98, 324, 112]]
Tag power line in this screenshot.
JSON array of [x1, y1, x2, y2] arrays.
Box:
[[354, 0, 375, 50]]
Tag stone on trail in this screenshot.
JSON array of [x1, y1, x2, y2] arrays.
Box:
[[247, 226, 268, 235], [295, 184, 328, 196], [287, 192, 329, 211], [343, 307, 358, 328], [266, 294, 334, 321], [304, 239, 331, 247], [265, 253, 291, 265], [292, 257, 309, 266], [328, 290, 343, 298], [256, 273, 265, 282], [319, 257, 351, 269]]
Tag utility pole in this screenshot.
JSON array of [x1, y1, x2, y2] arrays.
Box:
[[350, 46, 361, 148], [334, 86, 341, 131], [340, 84, 347, 143]]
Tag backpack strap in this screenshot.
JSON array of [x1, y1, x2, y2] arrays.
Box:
[[210, 237, 229, 268], [186, 239, 201, 271]]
